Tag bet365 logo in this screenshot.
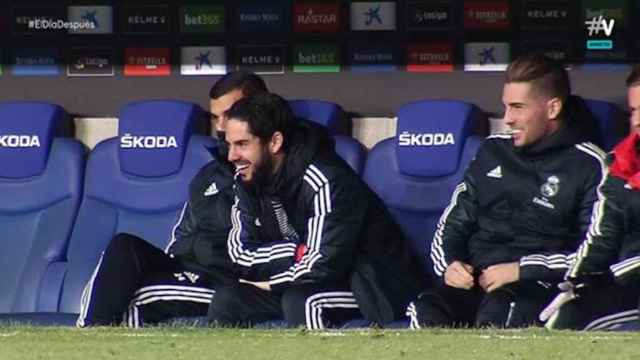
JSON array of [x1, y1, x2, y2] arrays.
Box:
[[585, 15, 615, 50]]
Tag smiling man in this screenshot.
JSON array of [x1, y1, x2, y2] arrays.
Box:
[[543, 65, 640, 331], [77, 71, 267, 328], [207, 92, 424, 329], [406, 53, 606, 329]]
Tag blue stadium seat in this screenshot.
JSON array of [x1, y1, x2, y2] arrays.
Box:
[[363, 100, 486, 277], [582, 98, 627, 151], [0, 102, 84, 313], [334, 135, 367, 175], [288, 99, 344, 134], [52, 100, 216, 317], [289, 99, 366, 175]]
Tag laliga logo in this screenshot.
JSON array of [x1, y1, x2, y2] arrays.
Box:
[[0, 135, 41, 148], [398, 132, 455, 147], [120, 133, 178, 149]]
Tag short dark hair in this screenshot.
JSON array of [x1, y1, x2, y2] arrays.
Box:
[[225, 93, 296, 152], [626, 66, 640, 87], [209, 71, 268, 99], [505, 53, 571, 102]]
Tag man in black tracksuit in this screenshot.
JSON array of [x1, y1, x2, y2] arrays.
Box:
[[77, 72, 268, 327], [544, 66, 640, 331], [407, 54, 606, 328], [207, 92, 424, 329]]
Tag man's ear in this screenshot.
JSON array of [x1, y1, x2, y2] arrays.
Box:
[[269, 131, 284, 154], [547, 97, 563, 120]]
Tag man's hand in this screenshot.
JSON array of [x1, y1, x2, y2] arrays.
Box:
[[478, 262, 520, 292], [239, 279, 271, 291], [444, 261, 475, 289]]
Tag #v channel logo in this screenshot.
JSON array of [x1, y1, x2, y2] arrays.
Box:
[[585, 15, 615, 50]]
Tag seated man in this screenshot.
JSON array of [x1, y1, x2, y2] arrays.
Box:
[[543, 66, 640, 330], [77, 71, 268, 327], [407, 54, 606, 328], [207, 92, 424, 329]]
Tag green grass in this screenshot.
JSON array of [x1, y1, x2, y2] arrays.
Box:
[[1, 327, 639, 360]]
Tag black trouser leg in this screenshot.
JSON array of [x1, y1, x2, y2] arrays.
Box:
[[77, 233, 178, 327], [476, 281, 555, 328], [408, 285, 483, 328], [281, 285, 362, 329], [207, 283, 282, 327], [547, 282, 640, 330]]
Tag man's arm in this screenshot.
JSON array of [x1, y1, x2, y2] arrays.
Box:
[[430, 165, 479, 285], [227, 196, 298, 281], [267, 165, 366, 290]]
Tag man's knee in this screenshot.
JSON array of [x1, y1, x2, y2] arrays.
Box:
[[409, 288, 458, 328], [281, 286, 313, 328], [207, 285, 247, 327]]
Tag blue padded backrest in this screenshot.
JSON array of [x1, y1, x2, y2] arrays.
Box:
[[289, 99, 343, 135], [583, 99, 626, 151], [396, 100, 483, 178], [119, 100, 201, 177], [364, 100, 486, 274], [0, 102, 84, 312], [334, 135, 367, 175], [0, 102, 65, 178], [58, 101, 215, 313]]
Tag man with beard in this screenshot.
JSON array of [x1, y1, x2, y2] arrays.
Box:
[[542, 66, 640, 330], [77, 71, 267, 327], [207, 92, 424, 329], [406, 53, 606, 329]]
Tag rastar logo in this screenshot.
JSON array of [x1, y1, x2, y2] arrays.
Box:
[[0, 135, 41, 148], [120, 134, 178, 149], [398, 132, 455, 146], [298, 9, 337, 25]]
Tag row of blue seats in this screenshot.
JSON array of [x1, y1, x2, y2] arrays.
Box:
[[0, 97, 627, 326]]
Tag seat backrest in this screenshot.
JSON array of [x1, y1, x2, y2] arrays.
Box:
[[363, 100, 486, 275], [583, 98, 627, 151], [334, 135, 367, 175], [289, 100, 366, 174], [0, 101, 84, 313], [58, 100, 215, 313], [289, 99, 344, 135]]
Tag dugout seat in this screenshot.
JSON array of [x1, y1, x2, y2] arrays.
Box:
[[289, 99, 367, 175], [363, 100, 486, 278], [582, 98, 627, 151], [0, 102, 84, 314], [289, 99, 344, 135], [51, 100, 215, 318]]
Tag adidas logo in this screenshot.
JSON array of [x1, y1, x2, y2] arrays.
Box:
[[487, 166, 502, 179], [204, 182, 219, 196]]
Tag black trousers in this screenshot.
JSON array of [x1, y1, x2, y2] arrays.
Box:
[[77, 233, 225, 327], [546, 282, 640, 331], [407, 281, 556, 329], [207, 283, 362, 329]]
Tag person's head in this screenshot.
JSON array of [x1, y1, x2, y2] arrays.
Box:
[[502, 53, 571, 147], [626, 66, 640, 134], [208, 71, 268, 136], [224, 92, 296, 186]]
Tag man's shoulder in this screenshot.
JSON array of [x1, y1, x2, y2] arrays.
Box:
[[570, 142, 607, 169], [189, 159, 234, 195], [301, 158, 359, 192]]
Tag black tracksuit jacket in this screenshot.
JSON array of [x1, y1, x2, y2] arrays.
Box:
[[430, 120, 606, 284], [227, 121, 424, 324]]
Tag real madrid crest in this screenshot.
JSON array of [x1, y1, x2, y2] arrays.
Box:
[[540, 175, 560, 198]]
